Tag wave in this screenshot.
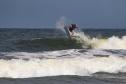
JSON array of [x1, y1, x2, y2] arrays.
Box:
[[16, 38, 83, 51], [0, 49, 126, 78], [16, 35, 126, 52], [74, 32, 126, 49], [18, 32, 126, 50]]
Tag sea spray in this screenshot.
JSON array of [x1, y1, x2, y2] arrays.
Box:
[[56, 16, 66, 32], [75, 31, 126, 49], [94, 36, 126, 49], [73, 31, 92, 48]]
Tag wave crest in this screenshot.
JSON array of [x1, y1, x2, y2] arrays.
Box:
[[75, 32, 126, 49], [0, 55, 126, 78]]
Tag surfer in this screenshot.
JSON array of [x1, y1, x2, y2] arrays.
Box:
[[64, 24, 79, 39], [67, 24, 78, 36]]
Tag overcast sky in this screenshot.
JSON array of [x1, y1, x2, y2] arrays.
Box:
[[0, 0, 126, 28]]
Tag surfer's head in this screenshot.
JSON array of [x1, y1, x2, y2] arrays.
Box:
[[71, 24, 78, 28]]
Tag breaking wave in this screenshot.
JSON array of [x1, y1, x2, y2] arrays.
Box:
[[0, 49, 126, 78], [74, 32, 126, 49], [16, 33, 126, 52]]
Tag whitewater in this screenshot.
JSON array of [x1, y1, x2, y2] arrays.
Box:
[[75, 32, 126, 49], [0, 49, 126, 78], [0, 28, 126, 83]]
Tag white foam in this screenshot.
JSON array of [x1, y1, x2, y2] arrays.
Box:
[[56, 16, 66, 32], [0, 50, 126, 78], [76, 32, 126, 49]]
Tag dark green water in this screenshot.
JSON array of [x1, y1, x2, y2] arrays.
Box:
[[0, 28, 126, 52]]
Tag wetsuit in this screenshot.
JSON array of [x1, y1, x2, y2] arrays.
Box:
[[69, 27, 76, 32], [69, 24, 77, 32]]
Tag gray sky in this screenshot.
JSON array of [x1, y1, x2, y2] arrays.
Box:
[[0, 0, 126, 28]]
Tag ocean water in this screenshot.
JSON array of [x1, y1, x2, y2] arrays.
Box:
[[0, 28, 126, 84]]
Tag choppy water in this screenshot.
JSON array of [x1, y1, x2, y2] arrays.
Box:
[[0, 28, 126, 84]]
